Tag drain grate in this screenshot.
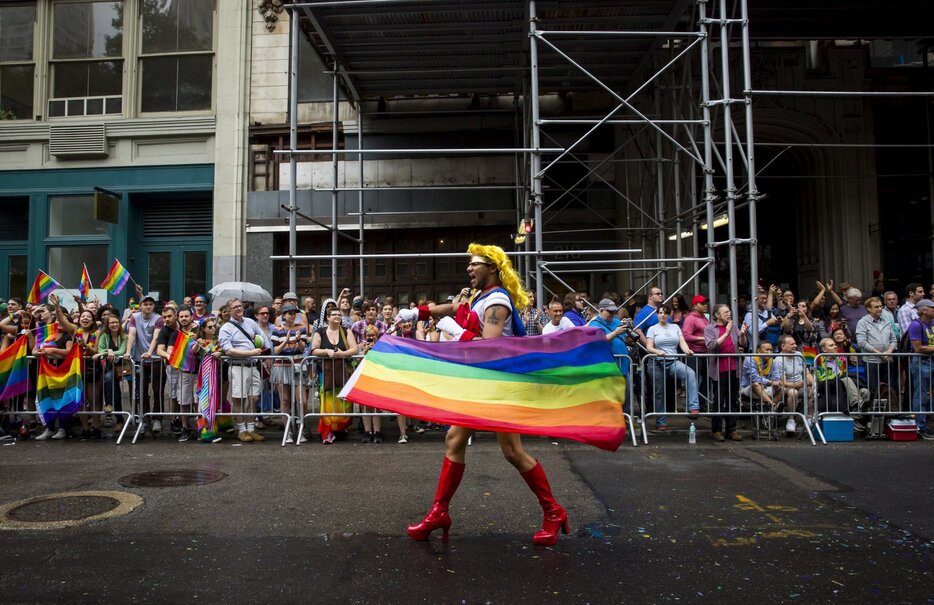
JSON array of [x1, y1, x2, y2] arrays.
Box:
[[8, 495, 120, 522], [118, 469, 227, 488]]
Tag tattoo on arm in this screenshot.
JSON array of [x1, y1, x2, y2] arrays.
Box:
[[486, 307, 501, 326]]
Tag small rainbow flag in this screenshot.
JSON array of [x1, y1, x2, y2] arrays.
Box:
[[78, 264, 93, 302], [168, 330, 197, 372], [197, 354, 221, 442], [0, 335, 29, 400], [26, 270, 62, 305], [801, 345, 818, 367], [36, 344, 84, 424], [100, 259, 131, 295], [35, 322, 61, 349], [340, 326, 628, 451]]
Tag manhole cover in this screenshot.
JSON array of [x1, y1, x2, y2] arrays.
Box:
[[119, 469, 227, 488], [0, 491, 143, 530], [8, 495, 120, 522]]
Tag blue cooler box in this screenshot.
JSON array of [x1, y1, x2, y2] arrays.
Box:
[[820, 415, 854, 442]]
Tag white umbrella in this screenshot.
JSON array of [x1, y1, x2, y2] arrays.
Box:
[[208, 282, 273, 305]]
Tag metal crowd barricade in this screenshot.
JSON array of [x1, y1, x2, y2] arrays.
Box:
[[131, 358, 166, 443], [296, 354, 396, 447], [0, 355, 135, 444], [216, 354, 295, 447], [85, 355, 135, 444], [613, 354, 638, 447], [812, 351, 932, 439], [639, 352, 818, 446], [133, 355, 295, 446]]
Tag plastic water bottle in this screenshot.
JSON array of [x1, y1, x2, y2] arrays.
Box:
[[688, 422, 696, 444]]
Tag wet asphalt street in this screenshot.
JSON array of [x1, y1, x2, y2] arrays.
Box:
[[1, 428, 933, 604]]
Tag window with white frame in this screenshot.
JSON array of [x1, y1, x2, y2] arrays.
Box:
[[139, 0, 214, 113], [48, 0, 124, 118], [0, 2, 36, 120]]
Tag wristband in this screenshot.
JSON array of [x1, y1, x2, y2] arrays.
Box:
[[458, 330, 478, 342], [417, 305, 431, 321]]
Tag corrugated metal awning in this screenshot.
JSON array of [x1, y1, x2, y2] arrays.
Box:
[[291, 0, 932, 103]]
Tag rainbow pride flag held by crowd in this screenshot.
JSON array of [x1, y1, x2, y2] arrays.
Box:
[[801, 345, 818, 367], [0, 335, 29, 400], [168, 331, 197, 372], [36, 345, 83, 424], [340, 327, 628, 451], [78, 264, 93, 302], [35, 322, 61, 349], [196, 354, 220, 441], [100, 259, 131, 295], [26, 270, 62, 304]]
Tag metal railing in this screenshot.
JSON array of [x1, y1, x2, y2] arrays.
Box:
[[296, 354, 397, 447], [7, 347, 931, 450], [812, 351, 933, 440], [638, 352, 818, 445], [0, 355, 135, 445], [133, 355, 296, 446]]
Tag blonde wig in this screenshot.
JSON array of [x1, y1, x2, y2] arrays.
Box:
[[467, 243, 530, 310]]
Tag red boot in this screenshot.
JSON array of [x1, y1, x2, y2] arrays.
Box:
[[406, 456, 465, 542], [520, 461, 569, 546]]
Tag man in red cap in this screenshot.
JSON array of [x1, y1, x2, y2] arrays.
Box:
[[682, 295, 710, 405]]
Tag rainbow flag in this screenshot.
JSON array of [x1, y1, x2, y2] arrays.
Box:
[[26, 270, 62, 304], [100, 259, 131, 295], [0, 335, 29, 400], [340, 326, 628, 451], [168, 331, 197, 372], [78, 264, 93, 302], [801, 345, 818, 367], [35, 322, 61, 349], [196, 354, 220, 441], [36, 344, 83, 424]]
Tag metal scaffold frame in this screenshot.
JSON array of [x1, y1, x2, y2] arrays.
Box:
[[274, 0, 932, 341]]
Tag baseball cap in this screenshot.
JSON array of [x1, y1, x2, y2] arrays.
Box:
[[692, 294, 708, 306], [597, 298, 618, 312], [140, 295, 156, 303], [282, 291, 298, 300], [916, 299, 934, 310], [280, 304, 299, 314]]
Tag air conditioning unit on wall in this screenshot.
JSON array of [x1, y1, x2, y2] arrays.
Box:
[[49, 123, 108, 159]]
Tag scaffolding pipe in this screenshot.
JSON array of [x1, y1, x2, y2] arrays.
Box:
[[654, 87, 667, 293], [719, 0, 740, 324], [747, 89, 934, 97], [538, 30, 706, 38], [288, 12, 299, 294], [698, 0, 717, 307], [271, 249, 643, 261], [671, 49, 684, 288], [538, 119, 706, 125], [357, 109, 365, 297], [741, 0, 761, 349], [543, 257, 710, 266], [331, 61, 339, 300], [529, 0, 545, 309], [273, 147, 563, 155]]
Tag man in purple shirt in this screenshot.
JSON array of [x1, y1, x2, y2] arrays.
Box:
[[907, 299, 934, 440]]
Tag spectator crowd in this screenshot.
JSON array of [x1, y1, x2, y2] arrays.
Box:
[[2, 276, 933, 444]]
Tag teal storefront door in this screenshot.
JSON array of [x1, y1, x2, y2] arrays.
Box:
[[139, 245, 211, 303], [132, 191, 213, 303], [0, 250, 28, 301]]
